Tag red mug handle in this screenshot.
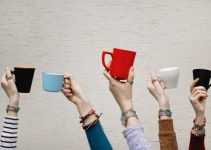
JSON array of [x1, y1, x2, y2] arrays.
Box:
[[102, 51, 113, 71]]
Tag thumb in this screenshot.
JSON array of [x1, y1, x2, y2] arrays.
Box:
[[103, 70, 112, 81], [128, 66, 134, 81], [190, 78, 199, 92], [6, 67, 12, 79]]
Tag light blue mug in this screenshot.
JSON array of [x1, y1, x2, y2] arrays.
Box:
[[42, 72, 64, 92]]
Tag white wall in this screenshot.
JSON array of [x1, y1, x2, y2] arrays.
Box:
[[0, 0, 211, 149]]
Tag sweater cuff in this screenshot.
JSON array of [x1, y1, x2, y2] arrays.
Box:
[[123, 124, 144, 137], [159, 119, 174, 133]]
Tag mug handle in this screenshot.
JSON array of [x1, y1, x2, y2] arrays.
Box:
[[102, 51, 113, 71]]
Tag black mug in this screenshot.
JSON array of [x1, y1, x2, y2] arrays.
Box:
[[193, 69, 211, 90], [11, 67, 35, 93]]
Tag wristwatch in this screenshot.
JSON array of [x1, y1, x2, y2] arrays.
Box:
[[121, 108, 138, 126], [6, 105, 20, 113], [158, 109, 172, 119]]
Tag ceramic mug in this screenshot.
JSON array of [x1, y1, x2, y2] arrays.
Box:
[[11, 67, 35, 93], [193, 69, 211, 90], [157, 67, 179, 89], [102, 48, 136, 80], [42, 72, 64, 92]]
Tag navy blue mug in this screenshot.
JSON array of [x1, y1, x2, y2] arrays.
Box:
[[193, 69, 211, 90], [11, 67, 35, 93]]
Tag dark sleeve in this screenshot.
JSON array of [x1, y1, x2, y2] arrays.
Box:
[[189, 133, 205, 150], [159, 119, 178, 150], [85, 121, 113, 150]]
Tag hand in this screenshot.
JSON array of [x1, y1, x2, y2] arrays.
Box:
[[147, 72, 169, 110], [1, 67, 19, 107], [189, 78, 208, 123], [62, 74, 93, 118], [103, 67, 134, 112]]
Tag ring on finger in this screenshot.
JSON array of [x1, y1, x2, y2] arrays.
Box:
[[7, 76, 13, 81]]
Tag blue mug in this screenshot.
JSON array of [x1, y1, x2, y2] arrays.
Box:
[[42, 72, 64, 92]]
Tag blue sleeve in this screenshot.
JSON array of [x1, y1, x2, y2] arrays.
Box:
[[123, 124, 151, 150], [85, 121, 113, 150]]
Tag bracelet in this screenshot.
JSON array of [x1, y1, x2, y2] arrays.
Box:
[[79, 109, 95, 123], [121, 108, 138, 126], [191, 117, 206, 137], [158, 109, 172, 119], [79, 109, 102, 131], [193, 117, 206, 130], [6, 105, 20, 113]]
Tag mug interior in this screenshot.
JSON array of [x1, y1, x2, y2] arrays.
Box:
[[158, 67, 178, 72]]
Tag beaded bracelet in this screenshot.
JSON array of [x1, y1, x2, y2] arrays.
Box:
[[79, 109, 102, 131], [193, 117, 206, 130], [191, 117, 206, 136]]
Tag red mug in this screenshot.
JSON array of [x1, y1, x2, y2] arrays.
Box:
[[102, 48, 136, 80]]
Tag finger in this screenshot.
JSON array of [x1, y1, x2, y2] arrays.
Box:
[[1, 72, 7, 84], [62, 89, 71, 93], [103, 69, 112, 81], [192, 90, 208, 98], [192, 86, 207, 94], [63, 84, 71, 89], [195, 93, 208, 101], [190, 78, 199, 92], [151, 72, 159, 83], [6, 67, 12, 78], [128, 66, 134, 82]]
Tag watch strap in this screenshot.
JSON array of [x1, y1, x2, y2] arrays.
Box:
[[6, 105, 20, 113], [158, 109, 172, 119]]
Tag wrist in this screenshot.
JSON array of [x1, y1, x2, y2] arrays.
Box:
[[195, 114, 205, 124], [76, 99, 92, 117], [158, 96, 170, 109], [120, 101, 133, 112], [9, 97, 19, 107]]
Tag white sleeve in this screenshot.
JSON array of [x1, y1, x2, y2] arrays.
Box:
[[0, 116, 18, 150]]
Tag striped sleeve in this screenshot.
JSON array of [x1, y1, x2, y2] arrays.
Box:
[[0, 116, 18, 150]]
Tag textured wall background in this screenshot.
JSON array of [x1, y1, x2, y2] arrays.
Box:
[[0, 0, 211, 149]]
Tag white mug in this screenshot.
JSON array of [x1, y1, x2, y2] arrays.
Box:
[[157, 67, 179, 89]]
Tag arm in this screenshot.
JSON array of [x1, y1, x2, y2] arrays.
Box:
[[189, 79, 207, 150], [0, 67, 20, 149], [62, 74, 112, 150], [104, 67, 151, 150], [148, 72, 178, 150]]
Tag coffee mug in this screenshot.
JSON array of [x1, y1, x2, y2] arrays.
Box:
[[42, 72, 64, 92], [193, 69, 211, 90], [157, 67, 179, 89], [11, 67, 35, 93], [102, 48, 136, 80]]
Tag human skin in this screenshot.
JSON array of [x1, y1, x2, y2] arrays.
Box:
[[1, 67, 20, 117]]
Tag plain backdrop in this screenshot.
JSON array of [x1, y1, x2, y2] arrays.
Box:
[[0, 0, 211, 149]]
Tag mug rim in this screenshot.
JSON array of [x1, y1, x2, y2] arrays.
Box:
[[113, 48, 136, 53], [158, 67, 179, 72], [14, 66, 35, 69], [193, 69, 211, 72], [42, 72, 64, 76]]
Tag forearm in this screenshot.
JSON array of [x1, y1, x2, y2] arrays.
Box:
[[76, 99, 98, 126]]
